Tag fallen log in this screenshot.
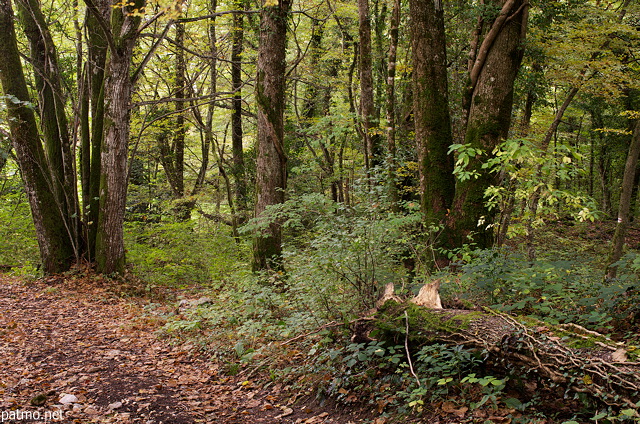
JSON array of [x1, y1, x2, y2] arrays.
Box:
[[354, 283, 640, 411]]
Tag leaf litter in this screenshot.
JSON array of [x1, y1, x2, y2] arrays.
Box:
[[0, 275, 369, 423]]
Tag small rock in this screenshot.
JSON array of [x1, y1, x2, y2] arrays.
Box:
[[84, 406, 100, 415], [108, 401, 123, 410], [59, 394, 78, 405], [192, 297, 213, 307]]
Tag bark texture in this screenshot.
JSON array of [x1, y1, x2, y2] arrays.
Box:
[[358, 0, 381, 169], [93, 0, 145, 274], [231, 3, 247, 210], [410, 0, 455, 257], [253, 0, 291, 271], [0, 0, 76, 273], [449, 0, 528, 249]]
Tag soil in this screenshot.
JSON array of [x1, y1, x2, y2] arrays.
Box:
[[0, 275, 373, 424]]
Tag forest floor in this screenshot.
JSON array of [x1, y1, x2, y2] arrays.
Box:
[[0, 274, 374, 424]]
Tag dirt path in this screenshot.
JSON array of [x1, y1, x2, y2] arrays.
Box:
[[0, 276, 366, 424]]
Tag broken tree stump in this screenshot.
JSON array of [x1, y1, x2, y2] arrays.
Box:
[[353, 282, 640, 411]]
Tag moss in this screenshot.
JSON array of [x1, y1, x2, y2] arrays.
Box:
[[372, 301, 484, 344]]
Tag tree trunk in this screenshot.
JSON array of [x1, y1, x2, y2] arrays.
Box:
[[385, 0, 399, 209], [252, 0, 291, 272], [606, 119, 640, 279], [410, 0, 455, 261], [92, 0, 145, 274], [449, 0, 528, 249], [358, 0, 382, 170], [173, 22, 186, 198], [231, 3, 247, 210], [84, 0, 110, 260], [0, 0, 76, 273], [15, 0, 83, 260]]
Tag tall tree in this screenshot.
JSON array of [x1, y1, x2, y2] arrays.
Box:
[[607, 117, 640, 279], [253, 0, 291, 271], [81, 0, 110, 260], [86, 0, 146, 273], [231, 1, 247, 210], [385, 0, 400, 208], [358, 0, 381, 170], [449, 0, 529, 249], [0, 0, 77, 273], [410, 0, 456, 257]]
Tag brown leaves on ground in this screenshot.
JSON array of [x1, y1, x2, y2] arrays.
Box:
[[0, 275, 365, 423]]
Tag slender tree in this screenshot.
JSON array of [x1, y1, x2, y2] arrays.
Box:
[[231, 1, 247, 210], [358, 0, 382, 170], [607, 118, 640, 279], [253, 0, 291, 271]]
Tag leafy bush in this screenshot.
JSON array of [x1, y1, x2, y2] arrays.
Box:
[[242, 190, 425, 319], [450, 247, 639, 330], [0, 188, 40, 273], [125, 216, 249, 286]]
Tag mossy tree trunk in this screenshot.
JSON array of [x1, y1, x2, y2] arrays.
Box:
[[449, 0, 529, 249], [410, 0, 455, 265], [16, 0, 82, 258], [252, 0, 291, 272], [0, 0, 77, 273]]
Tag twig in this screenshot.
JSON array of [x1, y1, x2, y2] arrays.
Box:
[[404, 311, 421, 387]]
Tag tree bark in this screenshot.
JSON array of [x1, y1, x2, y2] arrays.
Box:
[[385, 0, 400, 208], [15, 0, 83, 260], [253, 0, 291, 272], [449, 0, 528, 249], [231, 3, 247, 210], [173, 22, 186, 198], [91, 0, 145, 274], [0, 0, 76, 273], [83, 0, 110, 260], [410, 0, 455, 261], [358, 0, 381, 170]]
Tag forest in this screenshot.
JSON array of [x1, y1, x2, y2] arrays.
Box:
[[1, 0, 640, 422]]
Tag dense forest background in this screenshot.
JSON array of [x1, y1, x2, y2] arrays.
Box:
[[1, 0, 640, 421]]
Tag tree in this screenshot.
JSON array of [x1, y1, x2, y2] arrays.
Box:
[[253, 0, 291, 271], [449, 0, 529, 249], [0, 0, 78, 273], [231, 0, 247, 210], [357, 0, 381, 170], [410, 0, 455, 259], [86, 0, 146, 273]]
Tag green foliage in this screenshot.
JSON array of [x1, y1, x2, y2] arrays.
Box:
[[242, 189, 423, 318], [0, 184, 40, 273], [450, 247, 640, 330], [125, 216, 248, 286]]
